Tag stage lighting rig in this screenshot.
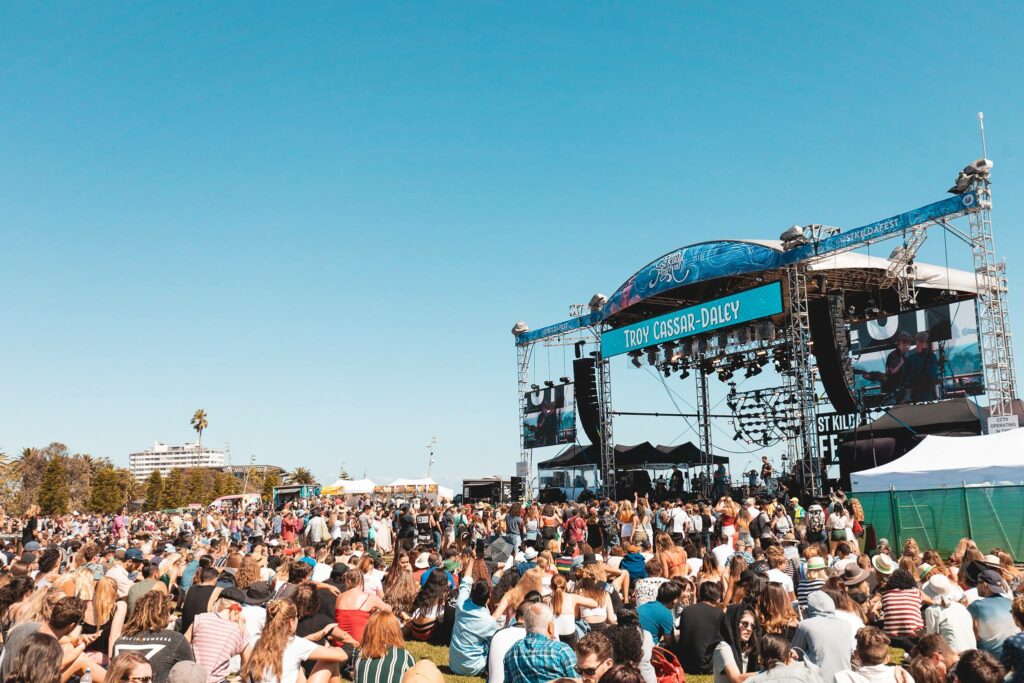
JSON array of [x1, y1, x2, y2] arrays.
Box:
[[544, 380, 555, 388], [559, 377, 571, 384], [646, 348, 659, 366], [530, 384, 540, 391], [629, 351, 642, 368], [678, 368, 691, 380]]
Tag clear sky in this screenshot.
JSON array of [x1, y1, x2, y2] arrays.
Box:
[[2, 3, 1023, 491]]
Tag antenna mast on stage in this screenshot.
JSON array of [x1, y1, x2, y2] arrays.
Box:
[[969, 113, 1017, 416]]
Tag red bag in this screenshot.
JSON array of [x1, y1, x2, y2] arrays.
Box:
[[651, 646, 686, 683], [853, 519, 864, 536]]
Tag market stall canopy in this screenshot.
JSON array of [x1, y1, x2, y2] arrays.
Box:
[[384, 477, 454, 500], [537, 442, 728, 469], [321, 478, 376, 496], [850, 428, 1024, 492]]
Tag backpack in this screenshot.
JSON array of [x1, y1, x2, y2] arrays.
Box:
[[651, 646, 686, 683], [658, 507, 673, 526], [600, 515, 619, 542], [807, 506, 825, 533]]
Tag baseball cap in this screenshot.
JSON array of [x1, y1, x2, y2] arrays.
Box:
[[124, 548, 144, 561], [23, 541, 41, 552], [978, 569, 1006, 592]]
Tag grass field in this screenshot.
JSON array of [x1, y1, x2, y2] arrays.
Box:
[[401, 641, 906, 682]]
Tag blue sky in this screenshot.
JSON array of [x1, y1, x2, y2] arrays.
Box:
[[2, 3, 1023, 491]]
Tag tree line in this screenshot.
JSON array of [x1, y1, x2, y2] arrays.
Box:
[[0, 442, 297, 516]]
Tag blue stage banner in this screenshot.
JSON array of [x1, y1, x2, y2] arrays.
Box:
[[601, 281, 783, 357]]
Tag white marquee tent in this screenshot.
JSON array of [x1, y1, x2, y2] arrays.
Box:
[[386, 477, 455, 500], [321, 478, 376, 496], [850, 428, 1024, 492]]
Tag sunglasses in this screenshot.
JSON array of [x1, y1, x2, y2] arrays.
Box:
[[127, 678, 153, 683], [575, 666, 600, 676], [739, 620, 756, 629]]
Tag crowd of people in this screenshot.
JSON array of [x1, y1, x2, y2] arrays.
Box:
[[0, 489, 1022, 683]]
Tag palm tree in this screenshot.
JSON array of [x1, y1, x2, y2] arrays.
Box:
[[287, 467, 316, 485], [191, 409, 209, 455]]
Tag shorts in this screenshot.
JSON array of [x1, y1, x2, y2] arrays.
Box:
[[830, 529, 846, 541]]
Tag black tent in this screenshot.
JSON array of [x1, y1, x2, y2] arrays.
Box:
[[537, 442, 727, 470]]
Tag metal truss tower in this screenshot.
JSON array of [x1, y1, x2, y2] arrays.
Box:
[[784, 263, 822, 497], [516, 344, 533, 500], [596, 355, 616, 496], [969, 172, 1017, 416], [696, 370, 713, 497]]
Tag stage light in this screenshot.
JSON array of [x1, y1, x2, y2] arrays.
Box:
[[512, 321, 529, 335], [646, 348, 659, 366], [744, 364, 762, 378], [629, 351, 642, 368], [559, 377, 571, 384], [663, 366, 672, 378], [679, 368, 690, 379], [544, 380, 555, 388], [701, 360, 716, 376], [718, 368, 734, 382], [696, 336, 709, 354], [733, 430, 743, 441], [678, 339, 693, 358], [574, 341, 585, 359], [588, 292, 608, 310], [762, 434, 770, 446], [530, 384, 540, 391]]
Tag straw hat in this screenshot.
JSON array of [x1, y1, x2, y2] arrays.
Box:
[[872, 554, 896, 575]]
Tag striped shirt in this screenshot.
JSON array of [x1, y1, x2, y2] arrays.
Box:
[[882, 588, 924, 637], [191, 612, 248, 683], [353, 647, 415, 683], [797, 578, 826, 612]]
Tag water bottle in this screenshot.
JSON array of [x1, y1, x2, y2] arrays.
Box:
[[81, 668, 92, 683]]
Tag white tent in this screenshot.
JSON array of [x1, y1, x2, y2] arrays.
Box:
[[321, 478, 375, 496], [386, 477, 455, 500], [850, 428, 1024, 492]]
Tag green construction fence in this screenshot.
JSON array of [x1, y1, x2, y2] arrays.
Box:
[[854, 485, 1024, 558]]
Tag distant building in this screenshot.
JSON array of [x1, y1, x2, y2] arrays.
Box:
[[223, 464, 285, 483], [129, 441, 226, 480]]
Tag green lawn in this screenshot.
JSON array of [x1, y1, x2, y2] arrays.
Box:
[[402, 642, 906, 682]]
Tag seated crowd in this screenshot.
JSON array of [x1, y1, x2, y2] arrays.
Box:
[[0, 493, 1022, 683]]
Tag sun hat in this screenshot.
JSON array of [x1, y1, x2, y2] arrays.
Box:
[[523, 547, 538, 561], [872, 554, 897, 575], [243, 581, 274, 605], [842, 563, 871, 586], [923, 574, 963, 603], [780, 532, 798, 544], [806, 557, 827, 571], [983, 554, 1002, 569], [414, 552, 431, 569], [917, 563, 935, 580]]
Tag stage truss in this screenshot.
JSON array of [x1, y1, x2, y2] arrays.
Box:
[[514, 158, 1016, 501]]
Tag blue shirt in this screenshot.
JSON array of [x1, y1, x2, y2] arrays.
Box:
[[638, 600, 675, 643], [503, 632, 577, 683], [968, 595, 1018, 659], [620, 552, 648, 582], [449, 577, 498, 676]]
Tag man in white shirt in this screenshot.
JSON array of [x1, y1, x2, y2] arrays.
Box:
[[486, 595, 540, 683], [712, 534, 733, 569], [669, 503, 689, 544], [765, 546, 795, 599]]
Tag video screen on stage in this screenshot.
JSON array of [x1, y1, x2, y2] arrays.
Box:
[[849, 300, 984, 408], [523, 383, 577, 449]]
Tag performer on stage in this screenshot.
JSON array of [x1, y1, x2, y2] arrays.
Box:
[[903, 331, 940, 403], [760, 455, 774, 494], [669, 465, 683, 495], [882, 331, 913, 403]]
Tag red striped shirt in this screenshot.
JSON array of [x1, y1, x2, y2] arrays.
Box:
[[882, 588, 924, 637]]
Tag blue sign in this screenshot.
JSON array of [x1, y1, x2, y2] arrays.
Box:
[[600, 282, 783, 357]]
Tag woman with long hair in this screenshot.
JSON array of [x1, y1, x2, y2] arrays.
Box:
[[715, 497, 739, 548], [575, 577, 618, 628], [334, 567, 389, 644], [921, 551, 953, 580], [113, 592, 194, 683], [83, 577, 128, 664], [540, 504, 561, 547], [236, 556, 262, 591], [749, 635, 819, 683], [54, 567, 96, 600], [633, 498, 653, 546], [711, 606, 759, 683], [241, 599, 348, 683], [353, 611, 415, 683], [654, 532, 687, 579], [697, 551, 725, 590], [292, 584, 358, 679], [381, 564, 417, 621], [755, 583, 799, 642], [0, 576, 35, 644], [821, 587, 864, 650], [524, 505, 540, 545], [407, 569, 449, 643], [826, 503, 851, 555], [6, 632, 63, 683], [736, 507, 753, 549], [491, 567, 545, 622], [104, 652, 152, 683], [617, 501, 638, 545], [357, 555, 383, 599], [723, 555, 749, 605], [549, 574, 599, 644]]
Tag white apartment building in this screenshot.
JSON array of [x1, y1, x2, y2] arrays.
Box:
[[129, 441, 226, 480]]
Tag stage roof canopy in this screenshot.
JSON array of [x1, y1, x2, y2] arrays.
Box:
[[537, 442, 728, 469], [851, 428, 1024, 492]]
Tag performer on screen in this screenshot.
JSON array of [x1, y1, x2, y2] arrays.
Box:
[[882, 331, 913, 403], [902, 330, 940, 402]]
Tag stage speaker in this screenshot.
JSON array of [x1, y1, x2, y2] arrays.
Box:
[[510, 476, 525, 500], [573, 358, 601, 445], [809, 293, 859, 414]]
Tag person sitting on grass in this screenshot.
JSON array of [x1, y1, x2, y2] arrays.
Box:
[[502, 602, 577, 683], [834, 626, 912, 683], [449, 553, 498, 677]]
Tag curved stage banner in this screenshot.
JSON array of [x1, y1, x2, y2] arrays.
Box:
[[523, 383, 577, 449], [600, 281, 784, 357]]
